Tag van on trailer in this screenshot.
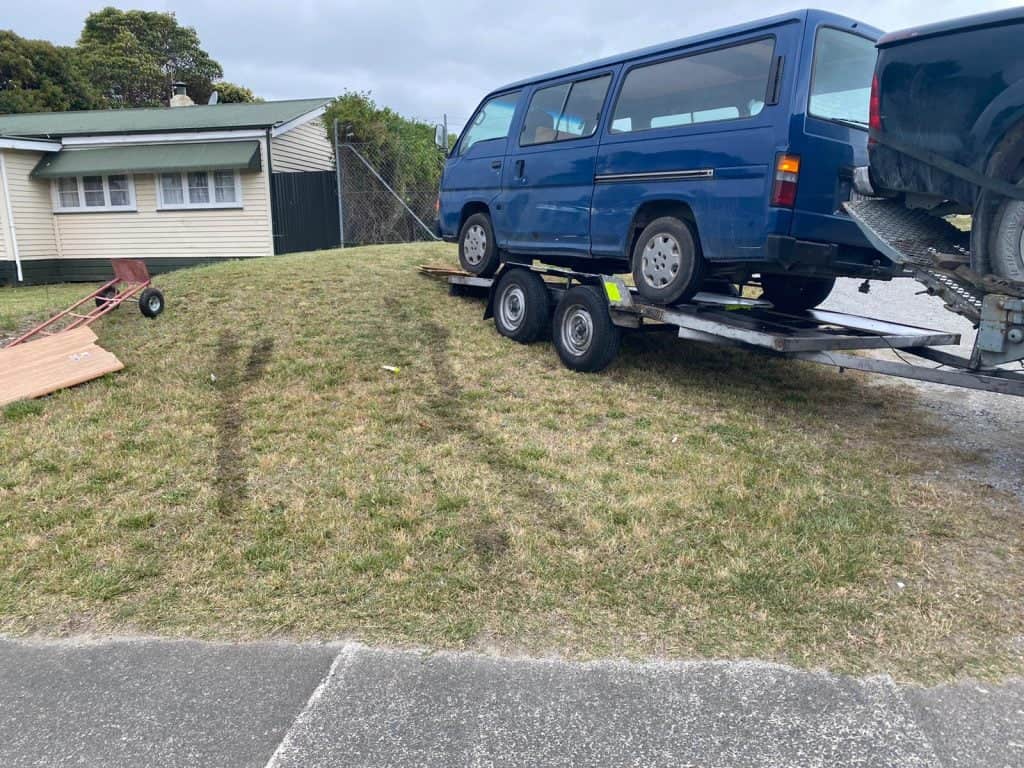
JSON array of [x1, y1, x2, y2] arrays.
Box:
[[437, 9, 891, 311]]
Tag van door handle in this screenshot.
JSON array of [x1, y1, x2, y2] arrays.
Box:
[[515, 159, 525, 179], [491, 160, 503, 170]]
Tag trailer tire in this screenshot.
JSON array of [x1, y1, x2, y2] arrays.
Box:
[[493, 268, 550, 343], [138, 288, 165, 318], [632, 217, 705, 305], [95, 286, 118, 309], [458, 213, 500, 277], [761, 274, 835, 313], [552, 285, 621, 373], [990, 195, 1024, 282]]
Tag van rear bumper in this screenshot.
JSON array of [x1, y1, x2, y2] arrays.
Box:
[[763, 235, 897, 279]]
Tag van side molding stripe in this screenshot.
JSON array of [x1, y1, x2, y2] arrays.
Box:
[[594, 169, 715, 183]]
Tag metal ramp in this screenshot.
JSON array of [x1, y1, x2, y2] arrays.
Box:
[[845, 197, 1024, 370]]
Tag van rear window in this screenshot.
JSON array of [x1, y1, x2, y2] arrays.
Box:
[[809, 28, 876, 128], [611, 37, 775, 133]]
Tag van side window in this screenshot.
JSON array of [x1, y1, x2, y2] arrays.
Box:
[[521, 75, 612, 146], [611, 37, 775, 133], [459, 91, 521, 155]]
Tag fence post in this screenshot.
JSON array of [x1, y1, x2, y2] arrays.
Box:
[[333, 118, 345, 249]]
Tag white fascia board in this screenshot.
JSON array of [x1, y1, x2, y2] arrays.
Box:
[[270, 105, 328, 138], [0, 137, 62, 152], [61, 129, 267, 147]]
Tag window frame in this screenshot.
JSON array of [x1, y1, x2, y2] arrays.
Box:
[[456, 90, 522, 157], [606, 34, 778, 138], [518, 72, 614, 148], [51, 174, 137, 213], [156, 169, 244, 211], [807, 25, 877, 131]]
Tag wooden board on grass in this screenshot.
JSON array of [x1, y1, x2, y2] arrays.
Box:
[[0, 327, 123, 407]]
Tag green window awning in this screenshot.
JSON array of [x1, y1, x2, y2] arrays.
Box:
[[31, 140, 262, 179]]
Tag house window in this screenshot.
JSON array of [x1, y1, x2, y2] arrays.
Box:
[[53, 175, 136, 212], [157, 170, 242, 210]]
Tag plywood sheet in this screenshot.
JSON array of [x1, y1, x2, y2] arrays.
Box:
[[0, 327, 123, 407]]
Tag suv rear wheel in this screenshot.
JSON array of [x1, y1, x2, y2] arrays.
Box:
[[632, 217, 705, 305]]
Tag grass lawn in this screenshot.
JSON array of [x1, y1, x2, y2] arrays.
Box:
[[1, 243, 1021, 683]]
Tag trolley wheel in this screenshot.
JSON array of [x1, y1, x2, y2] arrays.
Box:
[[95, 286, 119, 309], [552, 285, 621, 373], [138, 287, 165, 318], [493, 268, 551, 343]]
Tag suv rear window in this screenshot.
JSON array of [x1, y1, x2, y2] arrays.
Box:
[[809, 28, 876, 128], [611, 37, 775, 133]]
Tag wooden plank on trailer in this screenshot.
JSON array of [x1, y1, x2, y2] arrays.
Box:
[[0, 327, 123, 407]]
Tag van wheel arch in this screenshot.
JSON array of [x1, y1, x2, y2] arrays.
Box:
[[975, 118, 1024, 274], [458, 201, 491, 234], [626, 200, 701, 261]]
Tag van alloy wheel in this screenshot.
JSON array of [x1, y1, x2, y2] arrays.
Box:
[[463, 224, 488, 267], [641, 233, 682, 289]]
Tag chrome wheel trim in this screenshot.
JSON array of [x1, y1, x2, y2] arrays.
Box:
[[640, 232, 682, 289], [463, 224, 487, 266], [147, 295, 161, 312], [498, 284, 526, 331], [560, 305, 593, 357]]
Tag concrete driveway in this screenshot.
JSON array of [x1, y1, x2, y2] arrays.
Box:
[[1, 637, 1022, 768]]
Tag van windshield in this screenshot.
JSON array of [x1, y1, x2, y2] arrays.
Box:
[[809, 28, 876, 127]]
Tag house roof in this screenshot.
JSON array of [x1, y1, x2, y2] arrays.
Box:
[[32, 141, 263, 178], [0, 98, 332, 140]]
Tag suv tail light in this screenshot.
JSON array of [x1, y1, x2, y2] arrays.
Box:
[[868, 73, 882, 145], [770, 154, 800, 208]]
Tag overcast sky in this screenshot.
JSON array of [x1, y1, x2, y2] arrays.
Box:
[[5, 0, 1019, 130]]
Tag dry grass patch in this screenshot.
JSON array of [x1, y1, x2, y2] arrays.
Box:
[[0, 243, 1021, 683]]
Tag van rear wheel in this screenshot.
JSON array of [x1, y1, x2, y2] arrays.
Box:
[[760, 274, 835, 313], [632, 217, 705, 305], [458, 212, 500, 277]]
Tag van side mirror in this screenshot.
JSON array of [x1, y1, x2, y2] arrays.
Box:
[[434, 124, 447, 149]]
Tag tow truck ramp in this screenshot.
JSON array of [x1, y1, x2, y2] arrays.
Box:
[[423, 263, 1024, 398]]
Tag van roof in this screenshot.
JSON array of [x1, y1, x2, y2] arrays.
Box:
[[490, 9, 880, 95]]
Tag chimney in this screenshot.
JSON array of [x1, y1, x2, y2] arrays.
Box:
[[170, 81, 194, 108]]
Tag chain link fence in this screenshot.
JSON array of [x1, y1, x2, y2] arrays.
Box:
[[337, 140, 445, 246]]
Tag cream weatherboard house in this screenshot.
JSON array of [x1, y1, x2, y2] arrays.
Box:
[[0, 96, 338, 284]]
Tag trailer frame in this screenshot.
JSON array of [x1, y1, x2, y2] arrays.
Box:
[[424, 263, 1024, 398]]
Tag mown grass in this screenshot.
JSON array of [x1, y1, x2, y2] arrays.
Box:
[[0, 282, 89, 339], [0, 243, 1021, 683]]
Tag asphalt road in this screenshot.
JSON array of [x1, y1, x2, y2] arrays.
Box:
[[0, 637, 1021, 768], [823, 277, 1024, 502]]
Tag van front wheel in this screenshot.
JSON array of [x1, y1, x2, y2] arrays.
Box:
[[458, 213, 500, 277], [632, 217, 705, 305]]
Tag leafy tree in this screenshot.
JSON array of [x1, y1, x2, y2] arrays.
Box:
[[211, 81, 259, 104], [0, 31, 100, 113], [76, 8, 223, 107]]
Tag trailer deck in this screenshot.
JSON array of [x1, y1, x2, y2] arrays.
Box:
[[421, 263, 1024, 397]]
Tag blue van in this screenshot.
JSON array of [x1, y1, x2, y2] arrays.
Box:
[[437, 9, 891, 311]]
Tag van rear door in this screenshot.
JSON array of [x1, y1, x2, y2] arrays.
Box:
[[500, 73, 614, 256], [788, 22, 880, 247]]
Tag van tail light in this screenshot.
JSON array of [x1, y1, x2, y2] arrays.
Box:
[[868, 72, 882, 145], [435, 194, 441, 217], [770, 154, 800, 208]]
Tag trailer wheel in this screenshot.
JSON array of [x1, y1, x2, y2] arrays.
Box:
[[552, 285, 621, 372], [760, 274, 835, 313], [138, 288, 165, 318], [493, 268, 550, 343], [95, 286, 118, 309], [458, 213, 500, 277]]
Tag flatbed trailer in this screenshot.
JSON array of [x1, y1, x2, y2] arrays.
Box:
[[421, 263, 1024, 398]]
